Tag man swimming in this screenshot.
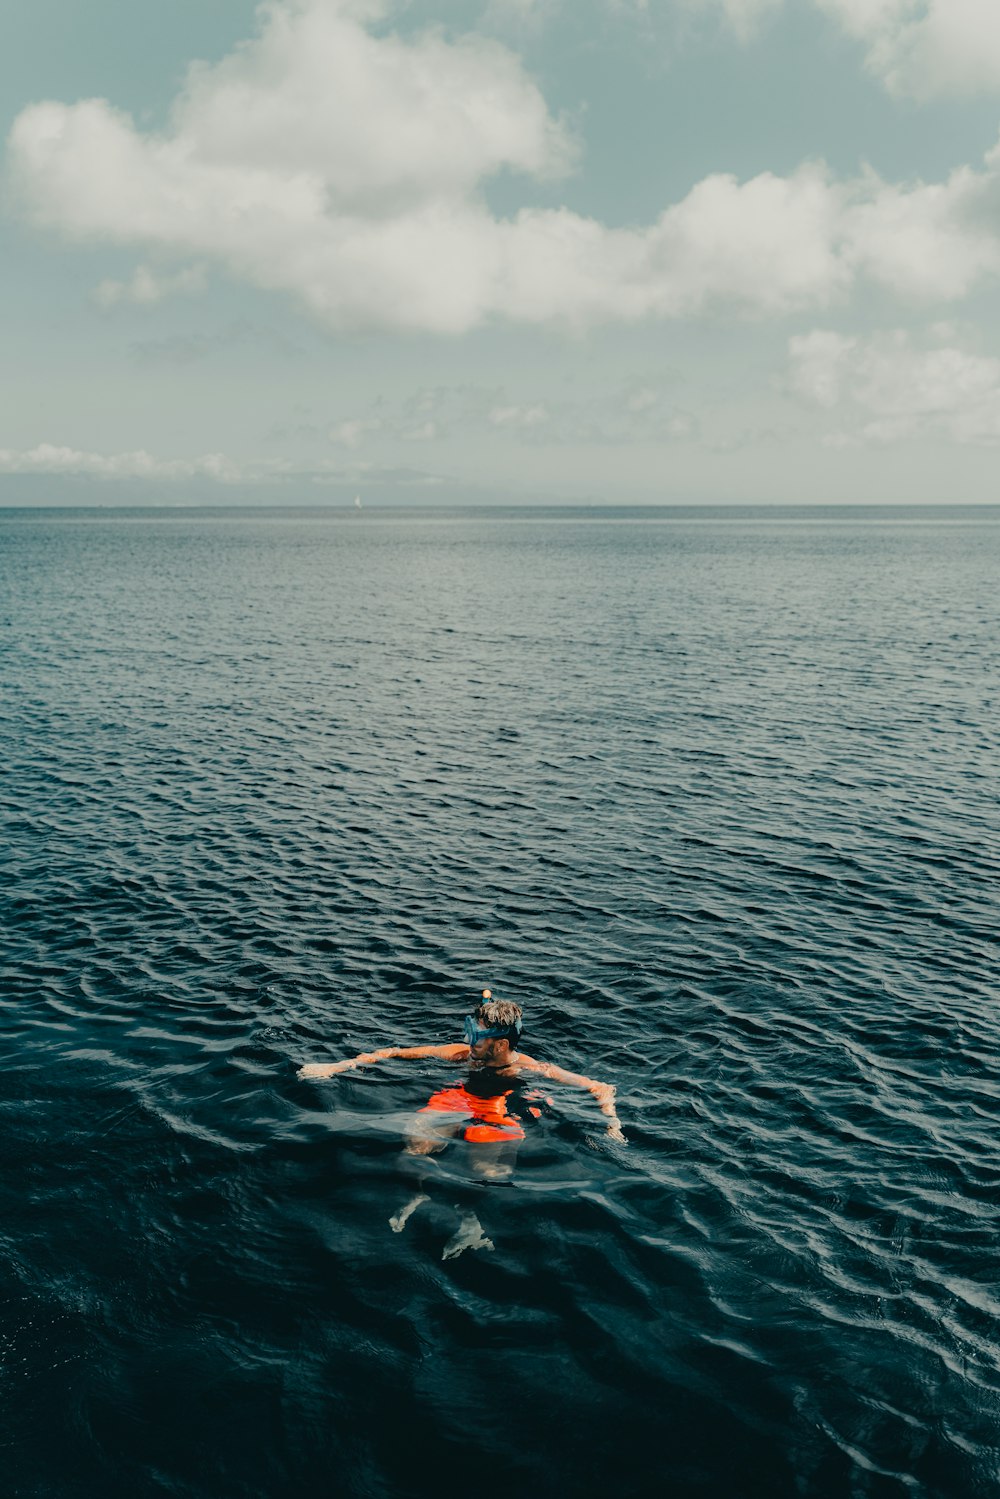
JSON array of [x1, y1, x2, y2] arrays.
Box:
[[298, 990, 626, 1146], [299, 991, 624, 1256]]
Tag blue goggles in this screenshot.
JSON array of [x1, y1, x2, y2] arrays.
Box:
[[464, 1014, 522, 1046]]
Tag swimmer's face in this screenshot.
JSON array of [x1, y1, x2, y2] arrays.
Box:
[[469, 1033, 500, 1063], [465, 1021, 510, 1064]]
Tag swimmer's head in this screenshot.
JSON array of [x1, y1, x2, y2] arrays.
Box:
[[475, 995, 522, 1032], [467, 993, 523, 1047]]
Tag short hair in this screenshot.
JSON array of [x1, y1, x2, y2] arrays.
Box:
[[475, 998, 522, 1033]]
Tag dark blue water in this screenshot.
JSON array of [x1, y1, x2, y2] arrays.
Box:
[[2, 506, 998, 1499]]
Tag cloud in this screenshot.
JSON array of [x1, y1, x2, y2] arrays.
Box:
[[817, 0, 1000, 100], [786, 329, 854, 409], [691, 0, 1000, 98], [842, 165, 1000, 300], [0, 444, 243, 480], [0, 441, 452, 489], [480, 377, 699, 445], [482, 0, 555, 23], [488, 402, 550, 427], [329, 416, 382, 448], [94, 263, 206, 308], [681, 0, 783, 43], [320, 376, 697, 451], [399, 419, 440, 441], [9, 0, 1000, 332], [5, 0, 578, 334], [788, 327, 1000, 443]]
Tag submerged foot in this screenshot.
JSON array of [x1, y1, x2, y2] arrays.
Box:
[[441, 1211, 495, 1261], [474, 1159, 513, 1182], [389, 1193, 430, 1233]]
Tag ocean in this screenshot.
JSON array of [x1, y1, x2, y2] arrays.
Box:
[[2, 505, 998, 1498]]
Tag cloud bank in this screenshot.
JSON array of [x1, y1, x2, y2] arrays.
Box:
[[8, 0, 1000, 334], [0, 442, 443, 487], [0, 444, 243, 480]]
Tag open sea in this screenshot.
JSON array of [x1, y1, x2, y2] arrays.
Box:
[[1, 504, 998, 1499]]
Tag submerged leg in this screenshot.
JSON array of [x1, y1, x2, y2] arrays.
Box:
[[404, 1115, 463, 1157], [468, 1140, 518, 1182], [441, 1211, 495, 1261], [389, 1192, 430, 1233]]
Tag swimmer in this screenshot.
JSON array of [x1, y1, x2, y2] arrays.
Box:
[[300, 991, 624, 1255], [298, 990, 626, 1145]]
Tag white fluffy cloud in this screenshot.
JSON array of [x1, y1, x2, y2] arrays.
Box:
[[842, 167, 1000, 301], [6, 0, 575, 333], [788, 327, 1000, 443], [694, 0, 1000, 98], [817, 0, 1000, 100], [9, 0, 1000, 333]]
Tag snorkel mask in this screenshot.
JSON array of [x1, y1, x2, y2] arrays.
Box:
[[464, 1015, 522, 1046], [464, 988, 523, 1048]]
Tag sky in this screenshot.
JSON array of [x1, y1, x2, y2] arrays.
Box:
[[5, 0, 1000, 505]]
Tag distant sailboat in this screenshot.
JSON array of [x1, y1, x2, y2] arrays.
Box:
[[354, 494, 362, 509]]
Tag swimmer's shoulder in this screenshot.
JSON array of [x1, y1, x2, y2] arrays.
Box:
[[512, 1051, 547, 1076]]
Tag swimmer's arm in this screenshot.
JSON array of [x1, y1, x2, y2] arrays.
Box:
[[517, 1053, 626, 1142], [298, 1043, 467, 1079]]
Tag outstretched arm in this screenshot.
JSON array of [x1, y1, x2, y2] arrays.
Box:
[[298, 1043, 466, 1080], [518, 1054, 626, 1142]]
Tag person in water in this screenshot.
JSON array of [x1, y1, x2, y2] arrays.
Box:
[[298, 990, 626, 1147], [299, 991, 624, 1256]]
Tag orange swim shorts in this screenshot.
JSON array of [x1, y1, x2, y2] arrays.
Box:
[[418, 1084, 527, 1143]]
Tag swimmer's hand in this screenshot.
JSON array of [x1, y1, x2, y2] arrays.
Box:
[[298, 1059, 358, 1079], [298, 1045, 463, 1081], [298, 1048, 400, 1079], [593, 1083, 627, 1144]]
